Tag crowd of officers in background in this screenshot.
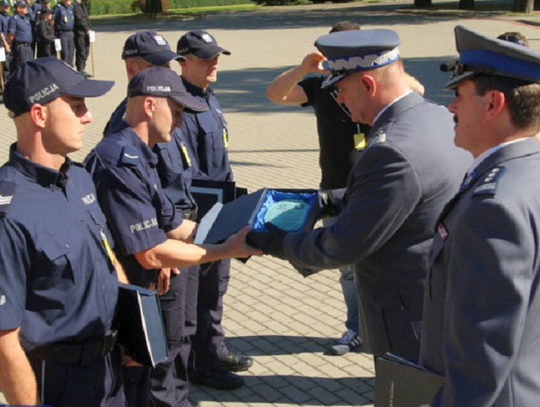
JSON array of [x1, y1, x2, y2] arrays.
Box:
[[0, 0, 92, 85]]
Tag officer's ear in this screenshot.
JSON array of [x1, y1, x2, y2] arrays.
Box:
[[30, 104, 47, 129], [359, 74, 376, 97], [143, 96, 157, 118], [485, 89, 506, 121]]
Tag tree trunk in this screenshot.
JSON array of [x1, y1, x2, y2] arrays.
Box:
[[513, 0, 534, 13], [146, 0, 163, 14], [459, 0, 475, 10], [414, 0, 432, 7]]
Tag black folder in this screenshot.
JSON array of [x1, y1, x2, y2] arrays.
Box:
[[116, 283, 168, 367], [375, 356, 444, 407]]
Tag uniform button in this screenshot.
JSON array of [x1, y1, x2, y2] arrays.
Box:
[[65, 243, 70, 249], [102, 285, 108, 292]]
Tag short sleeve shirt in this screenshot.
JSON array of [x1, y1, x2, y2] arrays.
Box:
[[0, 145, 118, 352], [53, 3, 74, 32], [85, 123, 183, 287], [8, 14, 33, 44], [299, 76, 371, 189], [181, 77, 233, 182]]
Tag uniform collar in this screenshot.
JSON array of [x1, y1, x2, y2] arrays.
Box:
[[372, 91, 423, 129], [117, 122, 159, 166], [9, 143, 72, 189], [181, 76, 213, 98]]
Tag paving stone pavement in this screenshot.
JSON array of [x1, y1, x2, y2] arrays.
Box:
[[1, 1, 540, 405]]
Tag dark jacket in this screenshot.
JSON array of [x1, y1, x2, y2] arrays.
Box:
[[73, 1, 90, 34]]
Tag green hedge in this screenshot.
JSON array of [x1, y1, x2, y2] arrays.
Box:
[[87, 0, 136, 15], [87, 0, 251, 15]]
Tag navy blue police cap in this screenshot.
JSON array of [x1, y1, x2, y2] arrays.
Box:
[[315, 29, 401, 88], [15, 0, 27, 7], [177, 30, 231, 59], [0, 1, 10, 7], [128, 67, 208, 113], [444, 25, 540, 90], [122, 31, 184, 66], [5, 57, 114, 118]]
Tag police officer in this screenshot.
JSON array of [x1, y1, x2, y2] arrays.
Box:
[[85, 67, 261, 407], [177, 30, 253, 389], [263, 29, 472, 363], [0, 0, 11, 81], [102, 32, 193, 407], [73, 0, 91, 77], [53, 0, 74, 66], [7, 1, 33, 74], [0, 57, 124, 406], [35, 7, 53, 57], [419, 26, 540, 407]]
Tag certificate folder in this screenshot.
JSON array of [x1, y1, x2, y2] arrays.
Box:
[[116, 283, 168, 368], [191, 179, 247, 222], [375, 356, 444, 407], [194, 188, 320, 257]]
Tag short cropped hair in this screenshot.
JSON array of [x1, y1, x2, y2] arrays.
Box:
[[330, 21, 360, 34], [497, 32, 529, 47], [472, 75, 540, 131]]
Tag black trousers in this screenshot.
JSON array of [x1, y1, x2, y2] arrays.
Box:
[[74, 31, 89, 72], [58, 31, 75, 67]]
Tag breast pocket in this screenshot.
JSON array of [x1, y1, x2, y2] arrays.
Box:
[[37, 222, 78, 291], [199, 118, 227, 153]]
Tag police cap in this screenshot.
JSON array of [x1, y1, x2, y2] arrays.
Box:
[[444, 25, 540, 90], [177, 30, 231, 59], [0, 1, 10, 6], [315, 29, 401, 88], [5, 57, 114, 117], [122, 31, 184, 66], [127, 67, 207, 113], [15, 1, 27, 7]]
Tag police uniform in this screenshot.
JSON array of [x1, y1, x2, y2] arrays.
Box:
[[0, 3, 11, 79], [7, 10, 33, 73], [87, 66, 207, 407], [53, 1, 74, 66], [419, 26, 540, 407], [0, 148, 124, 407], [269, 29, 472, 360], [181, 76, 236, 375]]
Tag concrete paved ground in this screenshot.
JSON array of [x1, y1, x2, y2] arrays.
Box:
[[1, 1, 539, 405]]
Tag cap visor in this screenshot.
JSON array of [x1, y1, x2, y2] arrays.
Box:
[[322, 73, 347, 89], [65, 78, 115, 98], [443, 71, 477, 91], [192, 46, 231, 60], [143, 50, 185, 66], [170, 94, 208, 113]]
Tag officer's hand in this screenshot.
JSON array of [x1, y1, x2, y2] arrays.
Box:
[[262, 223, 288, 259], [318, 189, 340, 219], [300, 52, 329, 75], [120, 346, 143, 367], [222, 226, 263, 258], [156, 268, 180, 295]]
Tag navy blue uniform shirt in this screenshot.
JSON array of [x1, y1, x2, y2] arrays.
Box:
[[0, 145, 118, 352], [8, 14, 33, 44], [85, 122, 183, 287], [53, 2, 74, 32], [0, 11, 10, 38], [154, 127, 198, 212], [181, 77, 233, 182]]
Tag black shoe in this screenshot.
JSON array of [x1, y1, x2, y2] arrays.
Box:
[[79, 70, 92, 78], [190, 367, 244, 390], [219, 352, 253, 372]]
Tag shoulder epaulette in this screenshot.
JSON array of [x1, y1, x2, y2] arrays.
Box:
[[366, 131, 387, 149], [120, 145, 139, 167], [473, 166, 505, 196], [0, 181, 18, 218]]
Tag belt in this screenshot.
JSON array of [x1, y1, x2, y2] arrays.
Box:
[[14, 42, 31, 46], [28, 330, 118, 365], [181, 207, 198, 221]]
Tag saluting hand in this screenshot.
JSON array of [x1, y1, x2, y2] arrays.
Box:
[[300, 52, 329, 75]]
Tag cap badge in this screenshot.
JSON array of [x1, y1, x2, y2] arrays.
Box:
[[154, 35, 167, 46], [201, 33, 213, 43]]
